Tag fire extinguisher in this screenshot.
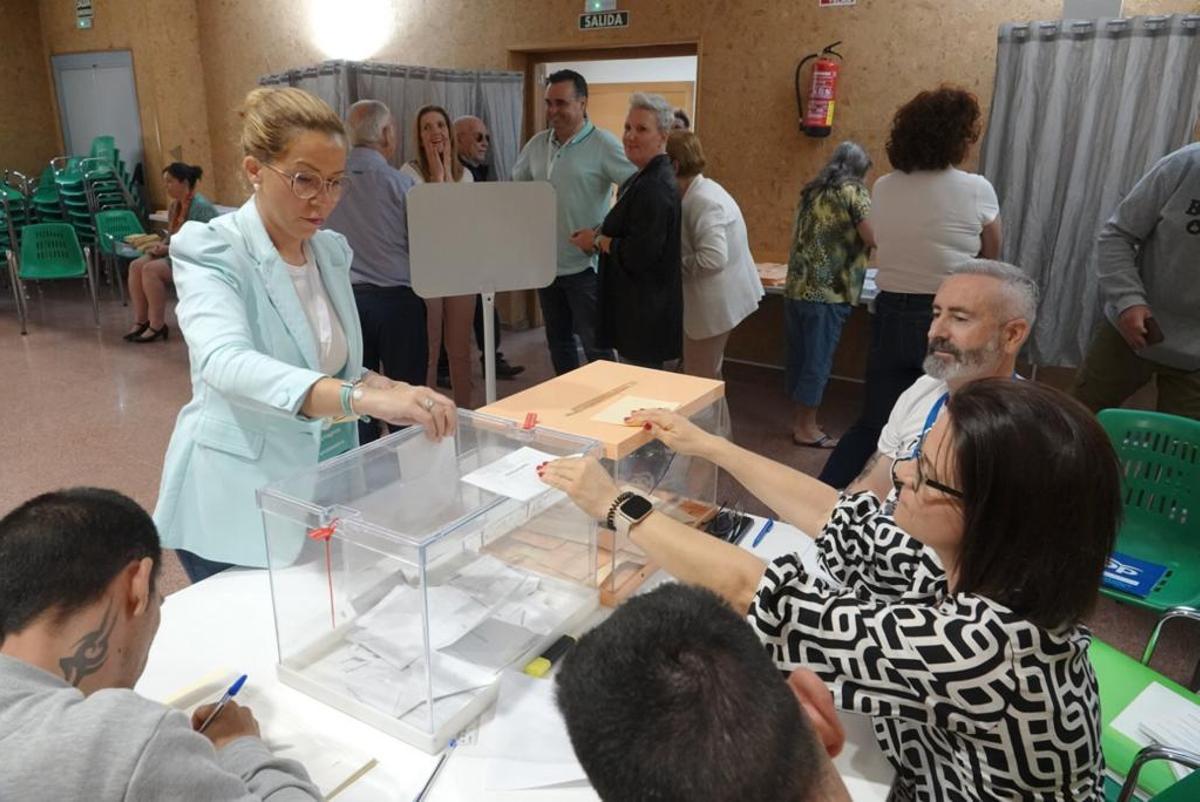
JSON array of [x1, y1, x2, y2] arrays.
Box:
[[795, 41, 843, 138]]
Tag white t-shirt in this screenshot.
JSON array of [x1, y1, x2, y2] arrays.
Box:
[[877, 375, 949, 458], [399, 162, 474, 185], [285, 246, 348, 376], [871, 168, 1000, 294]]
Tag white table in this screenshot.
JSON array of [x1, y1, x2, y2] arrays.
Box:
[[137, 518, 894, 801]]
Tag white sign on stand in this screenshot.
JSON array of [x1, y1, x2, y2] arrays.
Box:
[[408, 182, 558, 404]]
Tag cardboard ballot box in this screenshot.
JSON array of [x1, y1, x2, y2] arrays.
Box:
[[479, 361, 728, 606], [257, 411, 602, 753]]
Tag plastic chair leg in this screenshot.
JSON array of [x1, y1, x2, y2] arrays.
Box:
[[85, 247, 99, 327]]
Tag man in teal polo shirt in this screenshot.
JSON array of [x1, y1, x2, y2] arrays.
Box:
[[513, 69, 636, 375]]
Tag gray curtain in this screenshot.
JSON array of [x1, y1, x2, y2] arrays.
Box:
[[355, 64, 410, 168], [265, 61, 524, 180], [477, 71, 524, 180], [979, 14, 1200, 367]]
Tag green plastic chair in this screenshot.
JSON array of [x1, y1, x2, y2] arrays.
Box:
[[1111, 745, 1200, 801], [7, 223, 98, 335], [1098, 409, 1200, 614], [93, 209, 144, 304], [1094, 638, 1200, 799]]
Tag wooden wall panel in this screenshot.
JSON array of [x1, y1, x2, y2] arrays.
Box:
[[0, 0, 58, 178], [37, 0, 214, 209]]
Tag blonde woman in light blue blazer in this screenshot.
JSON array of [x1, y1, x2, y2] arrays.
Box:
[[155, 88, 456, 583]]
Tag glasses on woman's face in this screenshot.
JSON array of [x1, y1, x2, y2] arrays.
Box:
[[891, 440, 964, 499], [261, 162, 349, 201]]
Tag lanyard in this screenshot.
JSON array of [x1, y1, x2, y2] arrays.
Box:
[[921, 392, 950, 438], [919, 372, 1020, 444], [545, 122, 594, 179]]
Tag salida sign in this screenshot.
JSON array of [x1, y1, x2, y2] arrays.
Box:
[[579, 10, 630, 30]]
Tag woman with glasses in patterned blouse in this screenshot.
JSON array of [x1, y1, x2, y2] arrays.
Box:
[[541, 378, 1119, 800], [155, 88, 456, 584]]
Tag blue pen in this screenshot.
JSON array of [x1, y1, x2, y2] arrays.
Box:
[[414, 738, 457, 801], [751, 518, 775, 548], [197, 674, 248, 733]]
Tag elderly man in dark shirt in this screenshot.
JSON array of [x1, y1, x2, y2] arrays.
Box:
[[324, 100, 425, 443], [451, 114, 524, 379]]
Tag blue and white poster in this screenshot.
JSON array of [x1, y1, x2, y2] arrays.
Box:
[[1103, 552, 1169, 598]]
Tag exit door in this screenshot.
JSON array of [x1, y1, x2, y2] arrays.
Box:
[[50, 51, 143, 171]]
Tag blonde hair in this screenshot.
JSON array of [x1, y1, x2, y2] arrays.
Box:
[[666, 131, 706, 179], [410, 105, 463, 182], [239, 87, 347, 161]]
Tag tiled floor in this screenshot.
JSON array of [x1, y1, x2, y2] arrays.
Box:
[[1, 279, 1196, 688]]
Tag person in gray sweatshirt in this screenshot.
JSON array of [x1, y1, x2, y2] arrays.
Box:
[[0, 487, 321, 801], [1073, 142, 1200, 419]]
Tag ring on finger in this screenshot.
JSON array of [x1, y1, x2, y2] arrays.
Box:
[[422, 397, 435, 411]]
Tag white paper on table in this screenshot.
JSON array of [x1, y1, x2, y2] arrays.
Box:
[[166, 672, 378, 797], [589, 396, 680, 425], [1112, 682, 1200, 780], [477, 671, 588, 790], [460, 446, 563, 502]]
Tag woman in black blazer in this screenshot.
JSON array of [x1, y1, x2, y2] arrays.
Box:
[[570, 93, 682, 369]]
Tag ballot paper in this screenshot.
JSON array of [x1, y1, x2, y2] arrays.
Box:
[[477, 671, 589, 790], [460, 446, 563, 502], [310, 554, 584, 724], [168, 672, 378, 797], [1111, 682, 1200, 780], [590, 396, 680, 425]]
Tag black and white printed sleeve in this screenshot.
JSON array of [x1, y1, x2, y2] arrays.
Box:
[[747, 493, 1103, 800]]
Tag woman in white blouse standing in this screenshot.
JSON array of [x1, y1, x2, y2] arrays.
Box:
[[401, 105, 476, 408], [666, 131, 764, 379], [819, 86, 1002, 488]]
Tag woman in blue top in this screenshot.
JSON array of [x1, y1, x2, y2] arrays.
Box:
[[124, 162, 220, 343], [155, 88, 456, 583]]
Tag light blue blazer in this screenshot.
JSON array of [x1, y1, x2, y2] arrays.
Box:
[[153, 197, 364, 567]]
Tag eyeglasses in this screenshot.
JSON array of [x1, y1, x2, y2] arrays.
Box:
[[261, 162, 349, 201], [891, 445, 964, 499], [473, 133, 491, 143]]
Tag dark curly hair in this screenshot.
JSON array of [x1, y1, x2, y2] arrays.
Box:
[[885, 86, 982, 172]]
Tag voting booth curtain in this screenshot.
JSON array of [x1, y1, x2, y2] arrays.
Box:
[[259, 61, 524, 180], [979, 14, 1200, 367]]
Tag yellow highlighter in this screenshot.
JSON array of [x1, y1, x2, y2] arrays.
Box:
[[524, 635, 577, 678]]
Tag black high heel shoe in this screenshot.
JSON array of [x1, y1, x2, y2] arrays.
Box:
[[133, 323, 169, 343], [123, 322, 150, 342]]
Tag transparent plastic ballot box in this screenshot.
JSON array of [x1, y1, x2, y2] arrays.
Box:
[[256, 410, 603, 753], [477, 360, 729, 606]]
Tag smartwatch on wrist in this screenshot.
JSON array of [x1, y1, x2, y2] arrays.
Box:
[[612, 493, 654, 537]]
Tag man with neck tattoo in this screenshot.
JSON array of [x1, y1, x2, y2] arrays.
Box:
[[0, 488, 321, 801]]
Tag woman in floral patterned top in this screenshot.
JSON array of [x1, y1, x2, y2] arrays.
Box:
[[785, 142, 875, 447]]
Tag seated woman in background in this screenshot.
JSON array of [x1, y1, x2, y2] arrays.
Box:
[[785, 141, 875, 447], [570, 93, 682, 370], [666, 130, 763, 380], [124, 162, 219, 343], [401, 104, 476, 408], [541, 379, 1117, 800]]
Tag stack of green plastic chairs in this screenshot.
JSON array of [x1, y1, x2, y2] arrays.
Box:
[[88, 136, 134, 199], [51, 157, 96, 249], [1, 173, 33, 259], [31, 166, 64, 224]]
